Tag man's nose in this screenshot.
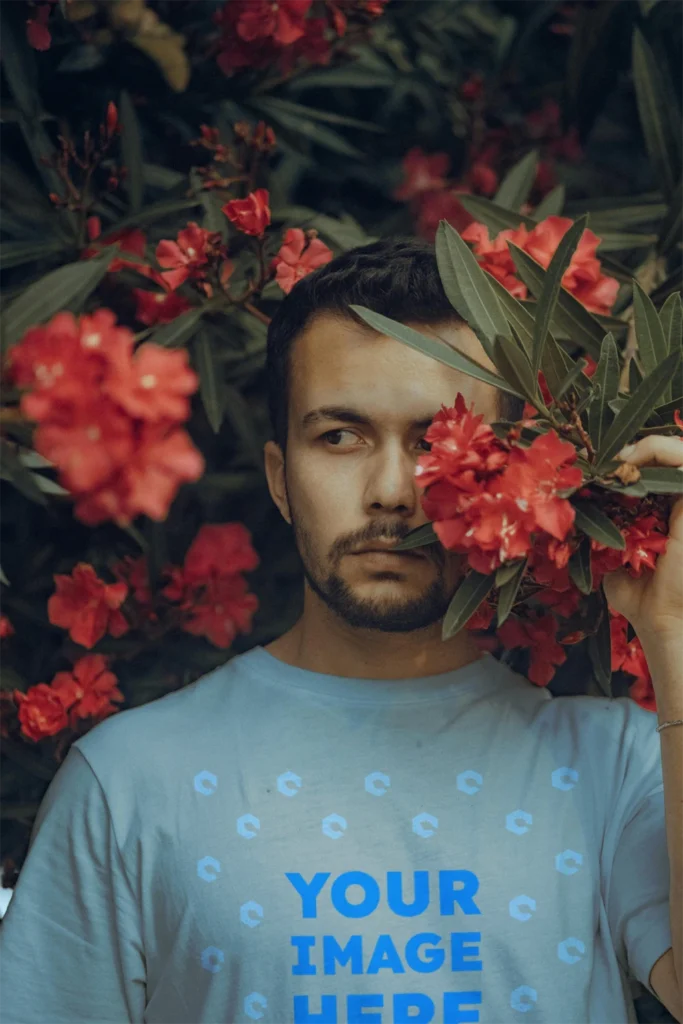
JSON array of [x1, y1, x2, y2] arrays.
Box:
[[363, 442, 420, 516]]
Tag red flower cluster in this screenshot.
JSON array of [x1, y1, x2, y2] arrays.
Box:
[[461, 216, 619, 315], [610, 610, 655, 711], [26, 1, 55, 50], [48, 564, 129, 649], [162, 523, 260, 648], [0, 615, 14, 639], [272, 228, 333, 294], [12, 655, 123, 742], [420, 396, 672, 695], [417, 395, 582, 574], [6, 310, 204, 525]]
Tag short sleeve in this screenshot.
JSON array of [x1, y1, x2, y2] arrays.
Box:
[[603, 700, 672, 998], [0, 745, 146, 1023]]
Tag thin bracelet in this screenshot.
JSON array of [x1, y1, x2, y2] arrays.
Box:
[[656, 719, 683, 733]]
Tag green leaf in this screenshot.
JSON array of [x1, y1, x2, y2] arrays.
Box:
[[632, 29, 681, 199], [588, 333, 620, 450], [0, 249, 115, 353], [594, 348, 682, 470], [350, 306, 522, 398], [533, 185, 565, 220], [659, 291, 682, 383], [485, 273, 534, 356], [248, 96, 384, 133], [569, 536, 593, 594], [572, 499, 625, 549], [532, 216, 588, 376], [496, 559, 527, 626], [508, 244, 606, 357], [633, 282, 667, 377], [394, 524, 439, 551], [632, 466, 683, 494], [455, 194, 534, 235], [493, 334, 540, 407], [657, 180, 682, 255], [494, 151, 538, 211], [442, 571, 496, 640], [0, 238, 70, 271], [587, 588, 612, 697], [0, 442, 47, 506], [435, 221, 511, 360], [119, 90, 144, 214], [222, 383, 263, 468], [654, 398, 683, 421], [596, 231, 658, 252], [149, 307, 205, 348], [554, 358, 589, 399], [250, 98, 364, 158], [194, 329, 224, 433]]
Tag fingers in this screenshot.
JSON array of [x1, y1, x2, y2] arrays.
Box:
[[618, 435, 683, 468]]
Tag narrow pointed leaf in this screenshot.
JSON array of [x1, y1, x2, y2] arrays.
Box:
[[0, 249, 115, 353], [494, 151, 538, 211], [508, 244, 605, 356], [194, 330, 224, 433], [572, 500, 625, 549], [394, 524, 439, 551], [633, 282, 667, 377], [654, 398, 683, 421], [588, 333, 620, 449], [493, 334, 539, 406], [594, 348, 682, 470], [350, 306, 522, 397], [588, 588, 612, 697], [555, 358, 589, 399], [496, 559, 527, 625], [632, 466, 683, 494], [569, 536, 593, 594], [496, 560, 526, 587], [119, 90, 144, 213], [658, 292, 682, 401], [455, 194, 534, 235], [150, 307, 205, 348], [632, 29, 681, 199], [485, 273, 534, 355], [532, 216, 588, 376], [442, 571, 496, 640], [533, 185, 565, 220], [435, 221, 511, 359]]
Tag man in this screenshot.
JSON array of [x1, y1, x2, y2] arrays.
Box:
[[1, 238, 681, 1024]]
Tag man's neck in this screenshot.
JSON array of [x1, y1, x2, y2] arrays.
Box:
[[264, 591, 483, 681]]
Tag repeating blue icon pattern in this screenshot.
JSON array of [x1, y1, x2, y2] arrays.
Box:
[[193, 762, 585, 1020]]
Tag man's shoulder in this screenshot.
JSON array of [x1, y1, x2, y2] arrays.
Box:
[[73, 649, 257, 776], [539, 688, 660, 759]]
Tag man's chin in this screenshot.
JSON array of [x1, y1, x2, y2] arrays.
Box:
[[321, 577, 452, 633]]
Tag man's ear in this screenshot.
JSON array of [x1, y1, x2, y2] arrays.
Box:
[[264, 439, 291, 524]]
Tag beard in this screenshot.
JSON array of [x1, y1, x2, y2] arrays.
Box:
[[290, 506, 456, 633]]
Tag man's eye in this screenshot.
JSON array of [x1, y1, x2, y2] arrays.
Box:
[[322, 429, 357, 446]]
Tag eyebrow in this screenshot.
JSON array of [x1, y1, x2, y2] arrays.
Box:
[[301, 406, 436, 431]]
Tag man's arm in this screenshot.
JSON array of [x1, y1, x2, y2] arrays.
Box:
[[0, 745, 146, 1023], [640, 635, 683, 1024]]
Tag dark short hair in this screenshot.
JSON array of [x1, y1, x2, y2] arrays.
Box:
[[265, 236, 523, 450]]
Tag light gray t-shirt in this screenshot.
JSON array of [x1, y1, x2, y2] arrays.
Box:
[[0, 648, 672, 1024]]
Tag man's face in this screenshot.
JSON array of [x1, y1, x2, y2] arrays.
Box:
[[264, 313, 500, 633]]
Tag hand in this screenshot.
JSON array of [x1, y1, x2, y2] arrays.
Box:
[[603, 435, 683, 642]]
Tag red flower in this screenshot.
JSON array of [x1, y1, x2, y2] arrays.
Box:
[[466, 599, 495, 631], [14, 684, 68, 742], [503, 431, 582, 541], [35, 399, 135, 494], [134, 289, 192, 326], [498, 612, 566, 686], [48, 563, 129, 649], [103, 344, 199, 423], [183, 523, 259, 583], [105, 101, 119, 138], [610, 610, 655, 711], [283, 16, 331, 68], [222, 189, 271, 237], [0, 615, 15, 639], [51, 654, 123, 728], [156, 223, 215, 291], [74, 423, 205, 526], [395, 149, 450, 201], [460, 73, 484, 101], [273, 228, 333, 294], [181, 574, 259, 648], [591, 511, 668, 587], [462, 216, 619, 314], [236, 0, 312, 45], [467, 161, 498, 197], [83, 228, 153, 277], [26, 3, 52, 50], [416, 394, 508, 492]]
